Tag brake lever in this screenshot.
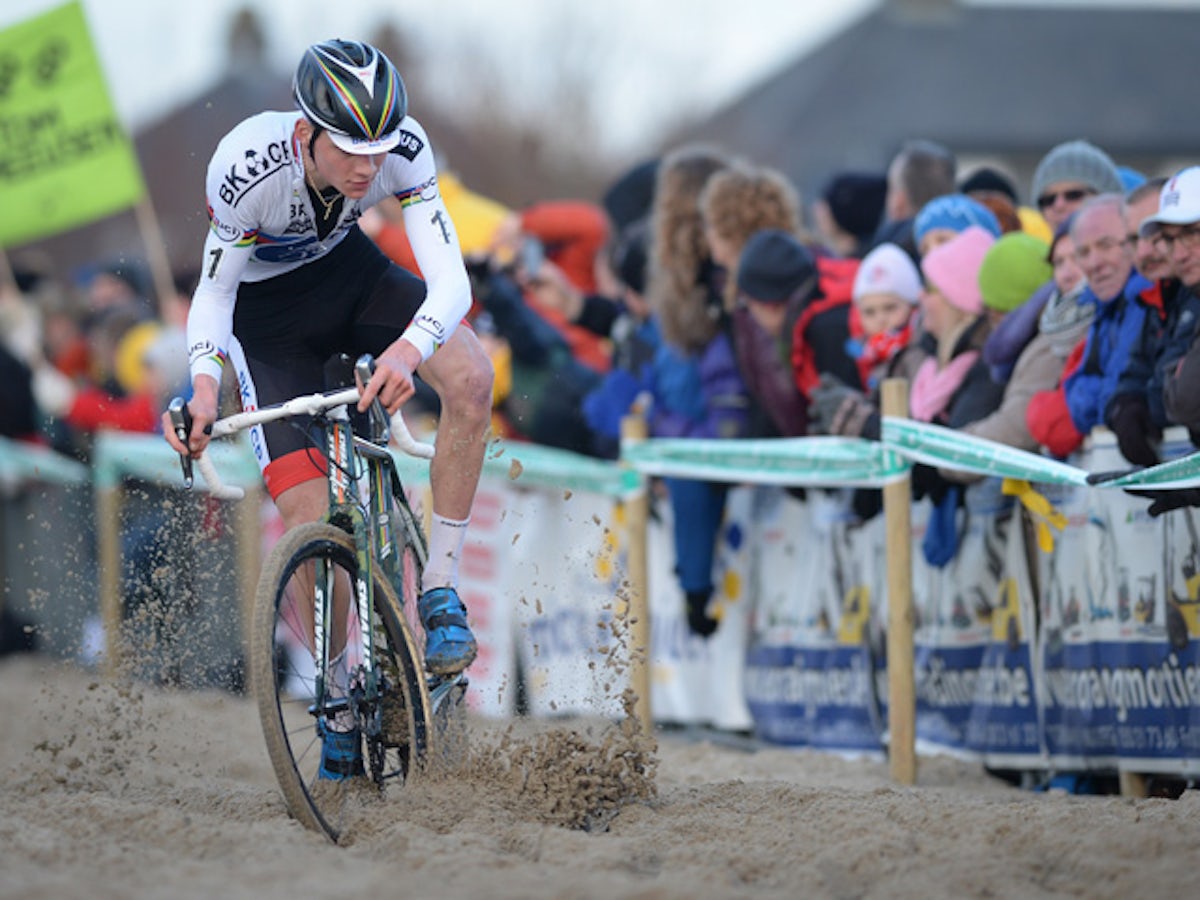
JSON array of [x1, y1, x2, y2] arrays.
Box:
[[167, 396, 194, 489], [354, 354, 391, 443]]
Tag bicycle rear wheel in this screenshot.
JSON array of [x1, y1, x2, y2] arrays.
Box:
[[249, 522, 432, 842]]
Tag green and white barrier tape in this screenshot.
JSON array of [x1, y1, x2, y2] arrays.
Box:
[[620, 435, 908, 488], [12, 416, 1200, 500], [0, 436, 88, 489], [391, 438, 642, 499], [91, 432, 261, 492], [881, 417, 1091, 486], [1087, 449, 1200, 490], [619, 418, 1200, 491]]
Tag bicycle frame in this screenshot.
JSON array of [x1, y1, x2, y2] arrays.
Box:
[[172, 369, 439, 713], [315, 404, 429, 730]]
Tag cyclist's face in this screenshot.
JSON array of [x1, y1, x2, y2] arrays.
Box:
[[304, 127, 385, 199]]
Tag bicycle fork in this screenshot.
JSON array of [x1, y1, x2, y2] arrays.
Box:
[[312, 416, 387, 769]]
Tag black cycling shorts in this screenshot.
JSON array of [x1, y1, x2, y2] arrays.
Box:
[[230, 226, 426, 496]]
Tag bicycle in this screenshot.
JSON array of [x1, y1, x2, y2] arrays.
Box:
[[169, 354, 467, 842]]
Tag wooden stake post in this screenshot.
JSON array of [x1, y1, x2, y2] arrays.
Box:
[[881, 378, 917, 785], [619, 409, 653, 735], [96, 486, 123, 677]]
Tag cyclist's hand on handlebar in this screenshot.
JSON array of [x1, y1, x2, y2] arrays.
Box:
[[360, 339, 421, 415], [162, 376, 219, 456]]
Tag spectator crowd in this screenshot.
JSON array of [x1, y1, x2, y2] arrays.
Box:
[[6, 135, 1200, 639]]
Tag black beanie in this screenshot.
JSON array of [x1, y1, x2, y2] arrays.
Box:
[[959, 166, 1019, 204], [602, 159, 660, 234], [821, 172, 887, 242], [736, 229, 816, 303], [612, 221, 649, 294]]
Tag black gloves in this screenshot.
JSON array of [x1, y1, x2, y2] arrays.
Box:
[[1104, 392, 1161, 467], [685, 591, 719, 639], [1127, 487, 1200, 517], [1087, 469, 1200, 518], [810, 374, 876, 438]]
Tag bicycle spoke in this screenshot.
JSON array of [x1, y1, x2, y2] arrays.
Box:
[[250, 523, 431, 842]]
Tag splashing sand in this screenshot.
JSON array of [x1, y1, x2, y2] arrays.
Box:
[[2, 654, 1198, 899]]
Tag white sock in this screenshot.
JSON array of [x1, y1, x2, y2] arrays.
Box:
[[422, 513, 470, 593]]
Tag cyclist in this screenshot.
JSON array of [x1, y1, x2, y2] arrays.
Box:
[[164, 40, 493, 775]]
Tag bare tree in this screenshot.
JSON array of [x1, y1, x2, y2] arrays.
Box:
[[368, 10, 634, 207]]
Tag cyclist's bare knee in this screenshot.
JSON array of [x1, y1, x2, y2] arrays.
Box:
[[421, 328, 494, 427], [275, 477, 329, 531]]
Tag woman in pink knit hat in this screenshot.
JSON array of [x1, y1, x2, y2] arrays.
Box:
[[910, 225, 1008, 568], [912, 225, 1005, 425]]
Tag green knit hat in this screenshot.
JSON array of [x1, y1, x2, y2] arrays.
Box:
[[978, 232, 1053, 313]]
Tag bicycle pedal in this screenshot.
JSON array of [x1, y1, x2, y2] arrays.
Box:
[[307, 696, 352, 719], [429, 673, 469, 714]]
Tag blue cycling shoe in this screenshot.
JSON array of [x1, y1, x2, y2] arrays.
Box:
[[418, 587, 477, 675], [317, 720, 364, 781]]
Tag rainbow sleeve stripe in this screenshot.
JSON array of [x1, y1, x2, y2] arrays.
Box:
[[395, 185, 425, 208], [207, 205, 258, 246]]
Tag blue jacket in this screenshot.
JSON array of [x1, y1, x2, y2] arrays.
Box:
[[581, 316, 661, 457], [1115, 279, 1193, 427], [648, 330, 750, 440], [1064, 271, 1152, 434]]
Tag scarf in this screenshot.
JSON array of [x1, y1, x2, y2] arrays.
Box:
[[909, 350, 979, 423], [1038, 282, 1092, 358], [852, 321, 914, 388]]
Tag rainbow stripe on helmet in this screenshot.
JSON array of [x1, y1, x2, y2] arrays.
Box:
[[313, 53, 399, 140]]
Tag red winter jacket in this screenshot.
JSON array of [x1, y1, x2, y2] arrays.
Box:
[[790, 256, 863, 399], [1026, 338, 1086, 458]]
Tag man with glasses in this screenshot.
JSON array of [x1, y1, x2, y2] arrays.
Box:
[[1030, 140, 1124, 232], [1117, 166, 1200, 515], [1059, 195, 1156, 454], [1104, 178, 1179, 466], [1145, 168, 1200, 443]]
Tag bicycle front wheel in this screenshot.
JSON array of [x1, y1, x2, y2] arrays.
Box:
[[249, 522, 432, 842]]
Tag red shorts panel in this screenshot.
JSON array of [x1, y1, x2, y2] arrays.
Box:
[[263, 448, 328, 501]]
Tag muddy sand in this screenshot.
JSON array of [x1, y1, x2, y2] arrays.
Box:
[[1, 654, 1197, 899]]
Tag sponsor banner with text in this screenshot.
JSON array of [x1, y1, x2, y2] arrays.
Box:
[[0, 2, 145, 246]]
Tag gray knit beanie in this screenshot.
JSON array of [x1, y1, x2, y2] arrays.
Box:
[[1031, 140, 1123, 201]]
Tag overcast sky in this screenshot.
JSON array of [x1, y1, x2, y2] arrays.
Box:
[[0, 0, 876, 154], [3, 0, 1197, 156]]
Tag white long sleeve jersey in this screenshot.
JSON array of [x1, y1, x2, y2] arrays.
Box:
[[187, 110, 470, 382]]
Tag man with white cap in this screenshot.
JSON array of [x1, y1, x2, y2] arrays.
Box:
[[1103, 177, 1183, 467], [1114, 167, 1200, 514], [1144, 168, 1200, 442]]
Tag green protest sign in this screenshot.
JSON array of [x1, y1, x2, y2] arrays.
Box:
[[0, 1, 145, 247]]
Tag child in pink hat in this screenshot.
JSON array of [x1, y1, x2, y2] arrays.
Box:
[[911, 226, 998, 422]]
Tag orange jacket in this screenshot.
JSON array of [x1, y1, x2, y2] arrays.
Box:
[[520, 202, 610, 294]]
